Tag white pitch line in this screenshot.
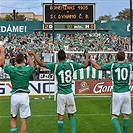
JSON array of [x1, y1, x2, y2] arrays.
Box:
[[75, 96, 111, 98], [1, 113, 133, 119], [0, 114, 111, 118]]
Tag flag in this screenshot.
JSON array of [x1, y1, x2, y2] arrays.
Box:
[[73, 66, 102, 80]]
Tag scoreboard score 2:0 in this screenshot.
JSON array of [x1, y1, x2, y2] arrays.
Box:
[[44, 3, 95, 23]]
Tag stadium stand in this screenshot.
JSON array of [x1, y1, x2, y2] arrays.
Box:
[[0, 29, 131, 80]]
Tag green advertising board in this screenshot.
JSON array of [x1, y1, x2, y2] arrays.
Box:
[[0, 21, 43, 36], [96, 20, 131, 37], [0, 20, 132, 37]]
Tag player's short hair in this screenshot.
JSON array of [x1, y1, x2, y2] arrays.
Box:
[[15, 53, 24, 64], [58, 50, 66, 61], [116, 51, 125, 61]]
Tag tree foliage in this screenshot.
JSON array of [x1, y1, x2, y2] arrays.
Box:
[[2, 13, 25, 21], [0, 13, 40, 21], [3, 15, 13, 21], [98, 14, 113, 21], [16, 14, 25, 21], [1, 13, 25, 21], [31, 18, 39, 21], [0, 17, 3, 21], [97, 8, 132, 21], [115, 8, 131, 20]]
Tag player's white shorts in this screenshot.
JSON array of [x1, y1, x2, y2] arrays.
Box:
[[10, 93, 31, 118], [112, 91, 131, 116], [57, 93, 77, 115]]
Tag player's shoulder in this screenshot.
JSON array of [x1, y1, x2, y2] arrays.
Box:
[[68, 61, 80, 65], [102, 62, 113, 66], [114, 62, 133, 68], [45, 62, 57, 69], [4, 65, 14, 69], [25, 65, 35, 70], [126, 62, 133, 66]]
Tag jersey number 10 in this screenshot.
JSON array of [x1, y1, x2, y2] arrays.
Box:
[[115, 68, 128, 80]]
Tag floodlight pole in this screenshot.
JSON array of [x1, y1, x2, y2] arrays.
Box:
[[48, 70, 51, 99], [52, 0, 54, 46], [130, 0, 132, 51], [13, 9, 16, 20]]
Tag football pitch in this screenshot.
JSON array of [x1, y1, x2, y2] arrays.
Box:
[[0, 95, 133, 133]]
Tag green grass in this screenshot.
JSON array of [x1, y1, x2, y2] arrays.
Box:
[[0, 95, 133, 133]]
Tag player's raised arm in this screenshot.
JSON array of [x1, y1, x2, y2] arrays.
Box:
[[89, 53, 101, 70], [82, 53, 90, 68], [28, 49, 46, 67], [27, 52, 34, 67], [0, 46, 5, 68]]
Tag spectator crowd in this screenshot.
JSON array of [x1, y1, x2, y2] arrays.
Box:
[[0, 31, 131, 80]]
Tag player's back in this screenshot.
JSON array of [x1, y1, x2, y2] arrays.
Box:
[[4, 65, 34, 89], [55, 62, 74, 94], [45, 60, 83, 94], [111, 62, 132, 93]]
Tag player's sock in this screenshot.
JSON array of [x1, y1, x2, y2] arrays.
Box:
[[123, 118, 129, 133], [10, 128, 17, 133], [112, 117, 122, 133], [69, 116, 76, 133], [58, 120, 63, 133]]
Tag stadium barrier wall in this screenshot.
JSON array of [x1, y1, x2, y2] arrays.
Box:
[[1, 80, 133, 95], [0, 81, 74, 95]]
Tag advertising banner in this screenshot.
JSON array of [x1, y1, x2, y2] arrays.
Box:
[[1, 80, 133, 95], [0, 21, 43, 36], [75, 80, 133, 94], [0, 81, 56, 95], [0, 81, 75, 95]]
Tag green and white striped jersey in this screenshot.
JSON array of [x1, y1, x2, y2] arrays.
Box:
[[45, 61, 83, 94], [101, 62, 133, 93], [73, 66, 102, 80]]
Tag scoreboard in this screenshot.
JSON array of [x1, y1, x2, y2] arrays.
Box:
[[42, 3, 95, 30], [44, 24, 95, 30]]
